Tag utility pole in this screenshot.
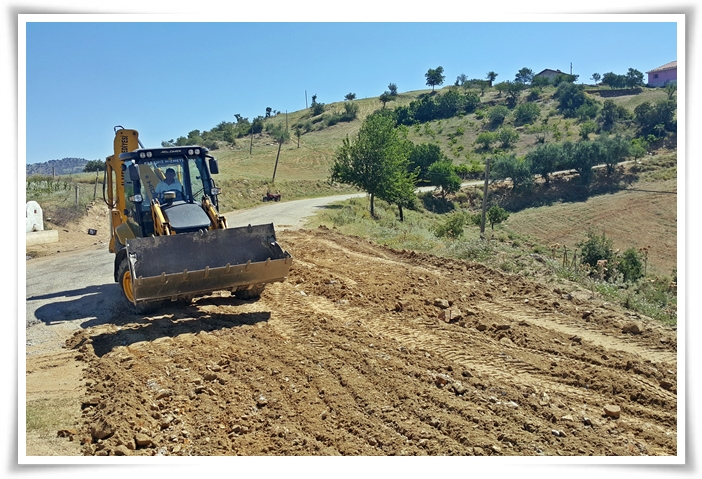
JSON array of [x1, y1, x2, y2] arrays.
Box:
[[305, 90, 308, 109], [480, 156, 491, 237]]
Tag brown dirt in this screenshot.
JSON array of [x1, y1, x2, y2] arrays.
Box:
[[26, 214, 678, 458]]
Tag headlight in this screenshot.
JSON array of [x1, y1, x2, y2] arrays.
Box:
[[139, 152, 146, 159], [211, 187, 221, 195], [194, 148, 200, 155], [146, 151, 152, 158], [188, 149, 194, 155], [129, 194, 143, 202]]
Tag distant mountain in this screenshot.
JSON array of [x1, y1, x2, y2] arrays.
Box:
[[26, 158, 89, 176]]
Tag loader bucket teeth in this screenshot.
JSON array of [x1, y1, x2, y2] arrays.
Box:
[[124, 223, 292, 303]]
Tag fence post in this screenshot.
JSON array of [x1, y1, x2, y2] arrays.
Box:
[[75, 184, 80, 209]]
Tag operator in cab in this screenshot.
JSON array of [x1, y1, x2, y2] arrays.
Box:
[[155, 167, 184, 200]]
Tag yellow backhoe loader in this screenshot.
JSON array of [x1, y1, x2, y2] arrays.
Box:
[[104, 127, 292, 313]]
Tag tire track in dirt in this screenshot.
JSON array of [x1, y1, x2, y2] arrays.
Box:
[[70, 228, 677, 457]]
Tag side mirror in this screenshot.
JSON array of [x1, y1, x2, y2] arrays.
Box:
[[128, 164, 140, 183], [208, 157, 219, 174]]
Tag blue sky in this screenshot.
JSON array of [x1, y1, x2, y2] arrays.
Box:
[[21, 12, 681, 165]]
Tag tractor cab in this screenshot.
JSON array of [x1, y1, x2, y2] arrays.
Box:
[[120, 146, 222, 237]]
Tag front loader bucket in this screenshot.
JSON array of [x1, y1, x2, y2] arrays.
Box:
[[125, 223, 292, 303]]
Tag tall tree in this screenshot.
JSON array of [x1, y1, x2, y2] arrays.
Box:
[[525, 142, 562, 184], [591, 73, 601, 85], [330, 113, 414, 218], [428, 160, 462, 198], [515, 67, 534, 85], [425, 66, 445, 92], [486, 71, 498, 87], [388, 83, 398, 96], [379, 91, 394, 109], [625, 68, 644, 88]]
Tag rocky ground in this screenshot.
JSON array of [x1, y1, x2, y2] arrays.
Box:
[[27, 229, 678, 459]]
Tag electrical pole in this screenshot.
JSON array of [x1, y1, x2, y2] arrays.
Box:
[[480, 156, 491, 237]]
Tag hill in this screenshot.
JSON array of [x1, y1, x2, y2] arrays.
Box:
[[26, 158, 88, 176]]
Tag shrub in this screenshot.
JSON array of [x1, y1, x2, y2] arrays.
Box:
[[496, 126, 520, 149], [578, 231, 614, 279], [433, 212, 466, 239], [487, 205, 510, 229], [617, 248, 644, 282], [488, 105, 510, 126], [513, 102, 540, 125]]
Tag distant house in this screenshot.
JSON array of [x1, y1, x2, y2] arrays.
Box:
[[534, 69, 566, 81], [646, 61, 677, 87]]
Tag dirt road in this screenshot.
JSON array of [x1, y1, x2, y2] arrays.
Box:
[[23, 201, 679, 460]]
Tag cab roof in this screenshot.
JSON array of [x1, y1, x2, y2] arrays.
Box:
[[119, 145, 210, 162]]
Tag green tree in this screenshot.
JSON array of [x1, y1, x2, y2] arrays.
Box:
[[344, 92, 357, 101], [496, 126, 520, 149], [579, 120, 597, 140], [379, 91, 395, 109], [569, 140, 603, 184], [488, 105, 510, 126], [490, 153, 531, 189], [554, 82, 593, 117], [83, 160, 104, 172], [330, 113, 413, 218], [428, 159, 462, 198], [591, 73, 601, 85], [617, 248, 644, 282], [486, 71, 498, 87], [294, 125, 302, 148], [634, 100, 677, 137], [425, 66, 445, 92], [531, 76, 550, 88], [515, 67, 534, 85], [525, 142, 562, 185], [578, 231, 615, 280], [599, 99, 631, 131], [433, 212, 466, 239], [504, 81, 526, 107], [487, 205, 510, 230], [625, 68, 644, 88], [513, 102, 540, 125], [631, 138, 648, 161], [601, 72, 626, 89], [474, 131, 497, 151], [408, 142, 446, 182], [597, 135, 631, 175], [388, 83, 398, 95]]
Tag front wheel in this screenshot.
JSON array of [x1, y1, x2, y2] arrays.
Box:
[[117, 258, 162, 314]]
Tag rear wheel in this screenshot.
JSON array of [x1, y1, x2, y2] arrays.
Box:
[[234, 284, 266, 300], [117, 258, 162, 314]]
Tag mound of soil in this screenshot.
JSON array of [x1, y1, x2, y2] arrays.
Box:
[[64, 226, 677, 457]]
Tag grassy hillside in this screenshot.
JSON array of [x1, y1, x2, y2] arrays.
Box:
[[25, 83, 678, 325], [26, 83, 672, 216]]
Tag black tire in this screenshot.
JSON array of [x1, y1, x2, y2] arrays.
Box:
[[117, 258, 163, 314], [234, 284, 266, 300]]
